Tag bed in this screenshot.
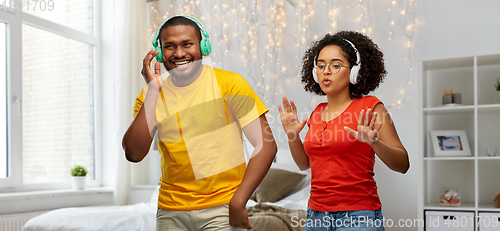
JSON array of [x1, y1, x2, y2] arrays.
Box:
[[22, 161, 310, 231]]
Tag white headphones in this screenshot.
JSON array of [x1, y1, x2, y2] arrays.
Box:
[[312, 61, 319, 83], [312, 39, 361, 85]]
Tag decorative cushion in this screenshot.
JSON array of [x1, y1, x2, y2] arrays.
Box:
[[250, 168, 306, 203]]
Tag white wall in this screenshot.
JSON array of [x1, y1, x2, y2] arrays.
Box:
[[417, 0, 500, 60]]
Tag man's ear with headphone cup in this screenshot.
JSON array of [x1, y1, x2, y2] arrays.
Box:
[[200, 30, 211, 56], [200, 39, 211, 56], [155, 46, 163, 63], [349, 65, 360, 85]]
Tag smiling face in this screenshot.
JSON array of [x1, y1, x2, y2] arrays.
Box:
[[160, 25, 203, 86], [316, 45, 352, 96]]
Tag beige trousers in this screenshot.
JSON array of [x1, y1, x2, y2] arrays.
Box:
[[156, 203, 246, 231]]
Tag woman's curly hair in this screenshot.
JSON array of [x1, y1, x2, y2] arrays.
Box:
[[301, 31, 387, 98]]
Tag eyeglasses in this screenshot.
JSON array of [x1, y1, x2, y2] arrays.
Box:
[[316, 62, 350, 75]]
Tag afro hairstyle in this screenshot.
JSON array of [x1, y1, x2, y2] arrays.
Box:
[[300, 31, 387, 98]]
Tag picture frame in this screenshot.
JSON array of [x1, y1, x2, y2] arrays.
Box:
[[429, 130, 471, 157]]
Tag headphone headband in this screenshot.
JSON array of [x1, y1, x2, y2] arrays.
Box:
[[343, 39, 361, 84], [152, 15, 208, 45], [343, 39, 360, 66], [312, 38, 362, 85]]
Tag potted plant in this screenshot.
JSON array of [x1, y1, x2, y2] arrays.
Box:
[[71, 165, 88, 190], [495, 77, 500, 103]]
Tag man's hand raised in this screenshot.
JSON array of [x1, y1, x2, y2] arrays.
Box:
[[141, 49, 163, 91]]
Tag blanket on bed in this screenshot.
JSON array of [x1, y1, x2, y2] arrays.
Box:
[[248, 203, 306, 231], [22, 203, 306, 231]]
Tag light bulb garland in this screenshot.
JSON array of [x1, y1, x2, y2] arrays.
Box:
[[327, 0, 341, 34], [147, 0, 417, 112], [386, 0, 417, 109], [359, 0, 372, 35], [388, 0, 396, 40]]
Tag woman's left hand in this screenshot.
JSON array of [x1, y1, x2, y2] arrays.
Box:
[[344, 108, 382, 146]]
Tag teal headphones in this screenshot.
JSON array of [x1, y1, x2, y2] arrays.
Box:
[[152, 15, 212, 63]]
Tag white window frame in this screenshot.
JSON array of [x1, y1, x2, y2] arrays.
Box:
[[0, 0, 102, 191]]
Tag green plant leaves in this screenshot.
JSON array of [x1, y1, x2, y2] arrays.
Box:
[[71, 165, 88, 177]]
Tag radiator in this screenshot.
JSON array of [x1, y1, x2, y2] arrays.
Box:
[[0, 211, 46, 231]]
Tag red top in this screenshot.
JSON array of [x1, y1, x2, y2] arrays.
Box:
[[303, 96, 383, 212]]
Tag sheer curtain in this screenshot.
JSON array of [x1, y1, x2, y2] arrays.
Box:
[[112, 0, 149, 205]]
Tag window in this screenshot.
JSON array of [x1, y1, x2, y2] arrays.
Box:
[[24, 0, 93, 34], [21, 25, 94, 183], [0, 0, 99, 189]]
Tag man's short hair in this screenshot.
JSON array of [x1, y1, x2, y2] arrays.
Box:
[[158, 16, 202, 44]]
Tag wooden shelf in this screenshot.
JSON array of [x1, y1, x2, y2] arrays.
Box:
[[423, 57, 474, 70], [477, 156, 500, 160], [420, 54, 500, 231], [424, 157, 475, 161], [478, 204, 500, 212], [424, 203, 476, 211], [423, 105, 475, 115], [424, 204, 500, 212], [477, 104, 500, 112], [423, 157, 500, 160], [422, 105, 500, 114]]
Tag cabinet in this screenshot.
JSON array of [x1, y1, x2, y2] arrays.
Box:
[[419, 54, 500, 231], [478, 212, 500, 231], [425, 211, 475, 231]]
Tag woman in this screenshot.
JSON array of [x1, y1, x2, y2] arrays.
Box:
[[278, 31, 409, 231]]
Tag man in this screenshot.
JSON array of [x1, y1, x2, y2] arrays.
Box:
[[122, 15, 277, 231]]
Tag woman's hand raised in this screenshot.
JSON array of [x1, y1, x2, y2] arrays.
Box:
[[344, 108, 382, 146], [278, 96, 308, 141]]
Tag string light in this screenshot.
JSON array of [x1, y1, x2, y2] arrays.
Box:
[[148, 0, 416, 111], [389, 0, 396, 40], [387, 0, 417, 109]]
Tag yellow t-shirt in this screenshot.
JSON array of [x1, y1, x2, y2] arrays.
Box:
[[133, 65, 268, 210]]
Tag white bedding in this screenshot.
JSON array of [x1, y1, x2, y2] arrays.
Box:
[[22, 162, 310, 231], [22, 203, 157, 231]]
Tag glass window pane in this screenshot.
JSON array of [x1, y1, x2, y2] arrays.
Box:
[[24, 0, 93, 34], [0, 23, 6, 179], [22, 24, 94, 184]]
